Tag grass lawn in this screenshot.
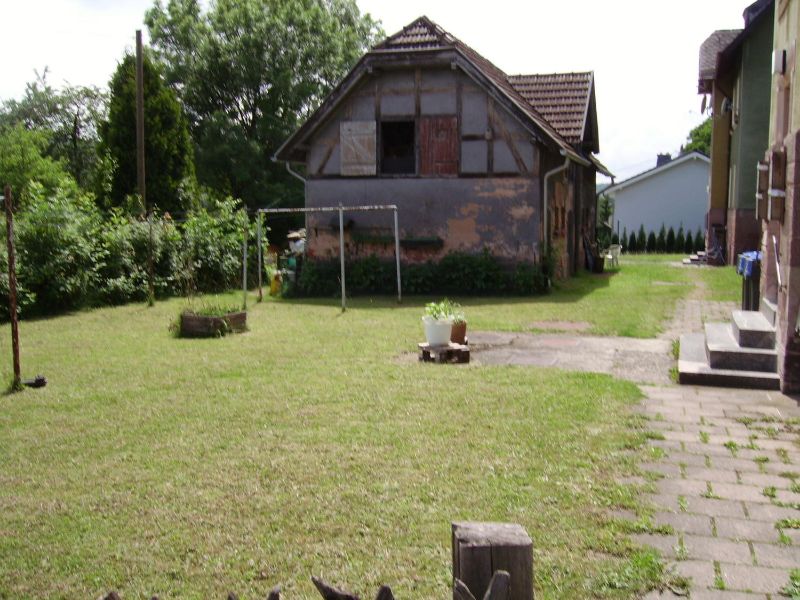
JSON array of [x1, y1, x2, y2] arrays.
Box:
[[0, 258, 735, 599]]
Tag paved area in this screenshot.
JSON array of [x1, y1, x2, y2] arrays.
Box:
[[632, 267, 800, 598], [470, 331, 673, 385], [637, 385, 800, 599]]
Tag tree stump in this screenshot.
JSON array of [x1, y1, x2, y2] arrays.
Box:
[[451, 522, 533, 600]]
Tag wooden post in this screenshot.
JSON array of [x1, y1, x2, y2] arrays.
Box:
[[257, 212, 263, 302], [136, 29, 153, 306], [452, 522, 533, 600], [339, 204, 346, 312], [393, 207, 402, 303], [4, 186, 21, 391]]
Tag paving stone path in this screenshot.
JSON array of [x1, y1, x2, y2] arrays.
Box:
[[631, 266, 800, 599]]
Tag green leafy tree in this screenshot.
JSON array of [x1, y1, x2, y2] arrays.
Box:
[[0, 124, 74, 202], [682, 117, 711, 156], [100, 51, 194, 214], [145, 0, 383, 223], [0, 70, 107, 188]]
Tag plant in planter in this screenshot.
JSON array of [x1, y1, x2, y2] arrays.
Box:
[[175, 301, 248, 338], [448, 301, 467, 344], [422, 300, 454, 346]]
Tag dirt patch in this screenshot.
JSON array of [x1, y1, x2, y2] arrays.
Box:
[[529, 320, 591, 332]]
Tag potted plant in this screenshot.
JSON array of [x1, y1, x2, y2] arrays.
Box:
[[422, 300, 454, 346], [449, 302, 467, 344]]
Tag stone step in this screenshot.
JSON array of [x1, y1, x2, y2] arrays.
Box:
[[705, 323, 777, 372], [678, 333, 780, 390], [731, 310, 776, 349], [761, 297, 777, 326]]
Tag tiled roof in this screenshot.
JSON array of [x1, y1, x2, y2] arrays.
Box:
[[698, 29, 741, 89], [508, 72, 593, 144], [375, 17, 593, 151]]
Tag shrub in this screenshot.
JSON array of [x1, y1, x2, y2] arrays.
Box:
[[675, 227, 686, 253], [637, 225, 647, 252], [684, 230, 695, 254], [694, 229, 704, 253], [628, 231, 637, 254], [15, 181, 103, 314], [295, 251, 549, 297], [656, 225, 666, 253], [621, 227, 627, 252], [646, 231, 657, 253], [666, 227, 676, 253], [611, 232, 619, 245], [181, 197, 247, 293]]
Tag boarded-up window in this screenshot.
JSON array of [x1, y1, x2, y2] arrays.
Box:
[[340, 121, 376, 176], [420, 116, 458, 176]]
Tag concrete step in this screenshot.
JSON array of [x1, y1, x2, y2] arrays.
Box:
[[705, 323, 777, 372], [761, 297, 777, 326], [731, 310, 776, 349], [678, 333, 780, 390]]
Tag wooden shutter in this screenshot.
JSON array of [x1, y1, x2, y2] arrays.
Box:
[[340, 121, 376, 176], [420, 116, 458, 176]]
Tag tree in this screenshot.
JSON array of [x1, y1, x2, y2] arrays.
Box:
[[0, 70, 107, 188], [666, 227, 676, 253], [694, 229, 705, 253], [628, 231, 637, 254], [656, 224, 667, 253], [637, 225, 647, 252], [100, 51, 194, 214], [675, 226, 686, 254], [0, 124, 74, 202], [646, 231, 657, 253], [681, 117, 711, 156], [621, 227, 627, 252], [145, 0, 383, 221]]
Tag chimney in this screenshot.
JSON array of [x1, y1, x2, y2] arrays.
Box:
[[657, 153, 672, 167]]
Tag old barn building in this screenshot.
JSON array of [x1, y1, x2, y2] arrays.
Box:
[[275, 17, 611, 279]]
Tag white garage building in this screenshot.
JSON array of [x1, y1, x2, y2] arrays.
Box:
[[604, 151, 710, 236]]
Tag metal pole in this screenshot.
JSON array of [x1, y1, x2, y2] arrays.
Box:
[[4, 186, 21, 391], [339, 204, 346, 312], [393, 207, 402, 303], [242, 216, 248, 310], [256, 213, 263, 302]]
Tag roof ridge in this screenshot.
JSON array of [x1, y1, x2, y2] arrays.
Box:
[[508, 71, 594, 78]]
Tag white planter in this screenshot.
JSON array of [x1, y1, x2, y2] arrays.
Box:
[[422, 315, 453, 346]]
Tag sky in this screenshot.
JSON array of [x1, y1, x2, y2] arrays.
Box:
[[1, 0, 748, 183]]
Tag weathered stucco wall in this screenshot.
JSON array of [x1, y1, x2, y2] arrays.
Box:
[[304, 178, 540, 263], [301, 66, 546, 263]]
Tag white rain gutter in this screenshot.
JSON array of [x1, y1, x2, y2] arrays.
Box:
[[542, 150, 570, 252]]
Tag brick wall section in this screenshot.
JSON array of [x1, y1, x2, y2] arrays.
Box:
[[726, 207, 762, 263], [776, 129, 800, 392]]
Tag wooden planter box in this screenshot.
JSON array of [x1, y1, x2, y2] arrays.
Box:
[[179, 311, 247, 338]]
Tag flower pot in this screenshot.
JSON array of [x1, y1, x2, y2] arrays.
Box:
[[450, 321, 467, 344], [422, 315, 453, 346]]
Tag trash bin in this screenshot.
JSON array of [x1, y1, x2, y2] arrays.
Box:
[[737, 251, 761, 311]]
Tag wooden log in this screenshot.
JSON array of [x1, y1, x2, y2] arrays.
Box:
[[452, 522, 533, 600], [453, 579, 477, 600], [312, 577, 360, 600], [482, 571, 510, 600], [267, 584, 282, 600]]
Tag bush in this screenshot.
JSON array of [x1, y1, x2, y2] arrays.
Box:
[[181, 197, 247, 293], [694, 229, 704, 253], [646, 231, 657, 253], [295, 251, 549, 297], [656, 225, 666, 253], [637, 225, 647, 252], [666, 227, 676, 253], [675, 227, 686, 253], [15, 181, 103, 314], [628, 231, 637, 254]]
